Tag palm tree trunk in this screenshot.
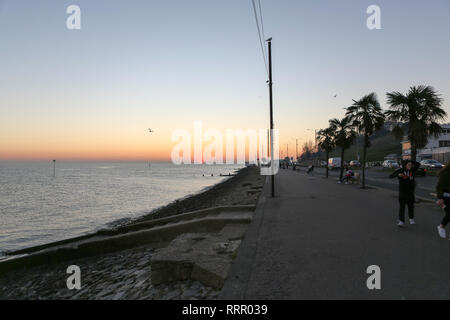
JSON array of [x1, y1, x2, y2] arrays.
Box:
[[325, 151, 329, 178], [362, 134, 368, 188], [339, 148, 345, 180]]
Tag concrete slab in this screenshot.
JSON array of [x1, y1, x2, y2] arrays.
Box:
[[151, 233, 243, 289]]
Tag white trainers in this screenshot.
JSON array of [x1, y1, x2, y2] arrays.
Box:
[[437, 226, 447, 238], [409, 219, 415, 225], [397, 221, 405, 228]]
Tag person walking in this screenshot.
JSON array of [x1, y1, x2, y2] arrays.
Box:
[[389, 160, 420, 227], [435, 160, 450, 239]]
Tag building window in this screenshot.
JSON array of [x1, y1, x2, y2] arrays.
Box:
[[439, 140, 450, 147]]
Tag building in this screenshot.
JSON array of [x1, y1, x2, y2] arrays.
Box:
[[401, 123, 450, 162], [383, 121, 401, 131]]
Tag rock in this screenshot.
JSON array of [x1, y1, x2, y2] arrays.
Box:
[[151, 259, 193, 285], [181, 287, 198, 299], [162, 290, 180, 300], [112, 291, 126, 300], [134, 278, 147, 288], [96, 288, 113, 299]]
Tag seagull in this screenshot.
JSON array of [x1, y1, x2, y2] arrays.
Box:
[[148, 128, 154, 133]]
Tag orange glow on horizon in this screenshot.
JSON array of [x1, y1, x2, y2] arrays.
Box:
[[1, 116, 314, 161]]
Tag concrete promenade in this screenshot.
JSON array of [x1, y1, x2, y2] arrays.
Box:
[[221, 169, 450, 299]]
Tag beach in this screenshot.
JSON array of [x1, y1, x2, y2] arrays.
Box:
[[0, 166, 264, 300]]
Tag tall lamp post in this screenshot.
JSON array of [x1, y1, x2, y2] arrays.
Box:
[[267, 38, 275, 198], [306, 129, 318, 149], [291, 137, 299, 161], [307, 129, 319, 164]]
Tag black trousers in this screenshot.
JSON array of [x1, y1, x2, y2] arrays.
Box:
[[399, 198, 414, 222], [442, 199, 450, 226]]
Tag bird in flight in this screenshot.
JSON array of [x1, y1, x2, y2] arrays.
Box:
[[148, 128, 154, 133]]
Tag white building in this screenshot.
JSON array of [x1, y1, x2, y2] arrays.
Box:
[[401, 123, 450, 162], [384, 121, 400, 131]]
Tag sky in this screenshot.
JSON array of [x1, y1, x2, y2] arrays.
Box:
[[0, 0, 449, 161]]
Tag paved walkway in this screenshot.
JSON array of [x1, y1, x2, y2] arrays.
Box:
[[221, 170, 450, 299]]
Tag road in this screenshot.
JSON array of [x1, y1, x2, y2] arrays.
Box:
[[221, 169, 450, 299], [312, 167, 438, 200]]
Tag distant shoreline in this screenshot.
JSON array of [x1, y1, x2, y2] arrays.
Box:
[[128, 166, 260, 223]]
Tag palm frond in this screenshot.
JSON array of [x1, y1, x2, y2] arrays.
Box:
[[386, 85, 447, 156]]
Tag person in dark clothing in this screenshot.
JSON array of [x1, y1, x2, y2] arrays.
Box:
[[435, 160, 450, 239], [389, 160, 421, 227], [343, 168, 354, 184]]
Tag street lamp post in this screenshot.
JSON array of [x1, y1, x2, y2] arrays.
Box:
[[267, 38, 275, 198], [306, 129, 318, 148], [307, 129, 319, 164], [291, 137, 299, 161]]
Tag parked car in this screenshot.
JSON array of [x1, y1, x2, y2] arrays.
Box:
[[383, 160, 399, 169], [416, 166, 427, 177], [420, 159, 443, 169], [349, 160, 361, 167]]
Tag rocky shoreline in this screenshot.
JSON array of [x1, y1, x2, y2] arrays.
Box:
[[0, 166, 264, 300], [128, 165, 263, 223]]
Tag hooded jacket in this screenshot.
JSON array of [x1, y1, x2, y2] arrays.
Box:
[[389, 161, 420, 200]]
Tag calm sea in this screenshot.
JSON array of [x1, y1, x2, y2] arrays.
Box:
[[0, 161, 242, 255]]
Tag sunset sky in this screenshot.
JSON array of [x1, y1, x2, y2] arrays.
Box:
[[1, 0, 449, 161]]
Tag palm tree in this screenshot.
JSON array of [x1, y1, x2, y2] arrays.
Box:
[[346, 92, 385, 188], [317, 126, 335, 178], [385, 86, 446, 161], [329, 117, 356, 181]]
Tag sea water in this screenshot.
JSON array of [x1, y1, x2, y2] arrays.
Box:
[[0, 161, 241, 254]]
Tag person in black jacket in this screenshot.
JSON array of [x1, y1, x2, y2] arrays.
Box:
[[389, 160, 421, 227], [435, 160, 450, 239]]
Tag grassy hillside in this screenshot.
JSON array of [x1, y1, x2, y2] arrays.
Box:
[[329, 129, 401, 162]]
